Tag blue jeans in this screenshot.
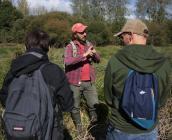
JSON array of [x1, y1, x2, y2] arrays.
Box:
[[106, 125, 158, 140]]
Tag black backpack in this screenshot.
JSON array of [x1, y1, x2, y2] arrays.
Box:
[[2, 53, 54, 140]]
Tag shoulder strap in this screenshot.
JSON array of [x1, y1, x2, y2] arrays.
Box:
[[70, 41, 77, 57], [25, 52, 43, 59], [86, 40, 91, 46], [39, 63, 49, 71]]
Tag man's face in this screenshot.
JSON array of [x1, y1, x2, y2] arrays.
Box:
[[120, 32, 132, 45], [75, 30, 87, 42]]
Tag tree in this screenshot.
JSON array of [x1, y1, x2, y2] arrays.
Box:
[[71, 0, 109, 21], [87, 21, 110, 45], [71, 0, 128, 23], [147, 21, 168, 46], [88, 0, 105, 21], [105, 0, 128, 23], [0, 0, 23, 42], [0, 0, 23, 30], [71, 0, 94, 21], [32, 6, 48, 15], [166, 19, 172, 44], [135, 0, 171, 23], [16, 0, 29, 16]]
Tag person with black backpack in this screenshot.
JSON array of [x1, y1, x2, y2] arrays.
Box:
[[104, 19, 171, 140], [0, 29, 74, 140]]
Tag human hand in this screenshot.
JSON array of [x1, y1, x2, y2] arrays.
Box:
[[91, 48, 96, 54], [83, 46, 94, 57]]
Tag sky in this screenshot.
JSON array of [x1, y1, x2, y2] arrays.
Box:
[[15, 0, 136, 15], [14, 0, 171, 18], [13, 0, 73, 13], [28, 0, 72, 13]]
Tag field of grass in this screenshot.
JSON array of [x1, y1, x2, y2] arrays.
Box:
[[0, 44, 172, 140]]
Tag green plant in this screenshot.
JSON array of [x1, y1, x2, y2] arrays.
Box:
[[0, 44, 172, 139]]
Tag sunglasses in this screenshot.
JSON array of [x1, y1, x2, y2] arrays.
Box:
[[77, 31, 86, 35]]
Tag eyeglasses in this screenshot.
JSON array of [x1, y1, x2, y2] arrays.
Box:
[[120, 32, 132, 39], [77, 31, 86, 35]]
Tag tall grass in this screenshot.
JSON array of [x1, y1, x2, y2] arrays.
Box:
[[0, 44, 172, 139]]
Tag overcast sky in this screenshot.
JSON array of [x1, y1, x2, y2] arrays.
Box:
[[14, 0, 171, 17], [16, 0, 136, 15], [20, 0, 73, 13]]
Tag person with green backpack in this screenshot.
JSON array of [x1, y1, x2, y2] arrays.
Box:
[[64, 23, 100, 133]]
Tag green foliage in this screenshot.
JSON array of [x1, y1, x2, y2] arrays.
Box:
[[16, 0, 29, 16], [0, 44, 172, 139], [0, 1, 23, 30], [71, 0, 128, 23], [135, 0, 171, 23], [87, 22, 110, 45], [11, 18, 29, 43], [0, 0, 23, 43], [0, 1, 172, 47], [147, 21, 169, 46], [43, 12, 71, 47], [166, 20, 172, 44]]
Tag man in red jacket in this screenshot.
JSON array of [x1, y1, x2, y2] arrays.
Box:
[[64, 23, 100, 133]]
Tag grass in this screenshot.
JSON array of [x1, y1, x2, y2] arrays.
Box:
[[0, 44, 172, 139]]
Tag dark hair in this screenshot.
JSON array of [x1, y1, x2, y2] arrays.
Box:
[[25, 29, 50, 52]]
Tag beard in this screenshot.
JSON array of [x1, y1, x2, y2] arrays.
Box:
[[76, 35, 87, 44]]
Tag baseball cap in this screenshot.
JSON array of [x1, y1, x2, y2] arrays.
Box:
[[114, 19, 149, 37], [71, 23, 88, 33]]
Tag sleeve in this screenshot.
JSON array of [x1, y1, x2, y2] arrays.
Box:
[[158, 59, 172, 108], [64, 44, 86, 66], [92, 52, 100, 63], [104, 61, 113, 107], [55, 69, 74, 112], [0, 70, 13, 107], [42, 64, 74, 112]]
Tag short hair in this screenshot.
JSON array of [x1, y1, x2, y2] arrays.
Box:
[[25, 29, 50, 52]]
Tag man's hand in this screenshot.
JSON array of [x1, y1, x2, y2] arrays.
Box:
[[91, 48, 96, 54], [83, 46, 95, 57]]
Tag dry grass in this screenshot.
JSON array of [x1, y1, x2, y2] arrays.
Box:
[[158, 96, 172, 140], [0, 45, 172, 139]]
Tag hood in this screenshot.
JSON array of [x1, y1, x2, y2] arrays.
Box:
[[115, 45, 166, 73], [11, 48, 49, 76]]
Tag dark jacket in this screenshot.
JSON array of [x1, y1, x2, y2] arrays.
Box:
[[0, 48, 74, 138], [104, 45, 171, 134]]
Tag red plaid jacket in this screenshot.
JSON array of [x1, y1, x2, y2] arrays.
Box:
[[64, 40, 100, 85]]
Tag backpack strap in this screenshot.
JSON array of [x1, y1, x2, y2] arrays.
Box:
[[39, 63, 49, 70], [127, 69, 134, 77], [113, 69, 134, 109], [69, 40, 91, 57], [38, 62, 55, 99], [70, 41, 77, 57], [86, 40, 91, 46], [25, 52, 43, 59]]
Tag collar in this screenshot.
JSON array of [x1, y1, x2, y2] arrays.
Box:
[[72, 40, 87, 46]]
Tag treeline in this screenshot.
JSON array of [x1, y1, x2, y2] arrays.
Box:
[[0, 0, 172, 47]]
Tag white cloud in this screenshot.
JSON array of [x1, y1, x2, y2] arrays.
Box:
[[25, 0, 72, 14], [126, 3, 136, 19]]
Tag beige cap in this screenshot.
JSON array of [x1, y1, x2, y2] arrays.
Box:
[[114, 19, 149, 37]]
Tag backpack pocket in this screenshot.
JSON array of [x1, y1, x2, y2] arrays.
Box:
[[133, 87, 154, 119], [3, 111, 40, 139]]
